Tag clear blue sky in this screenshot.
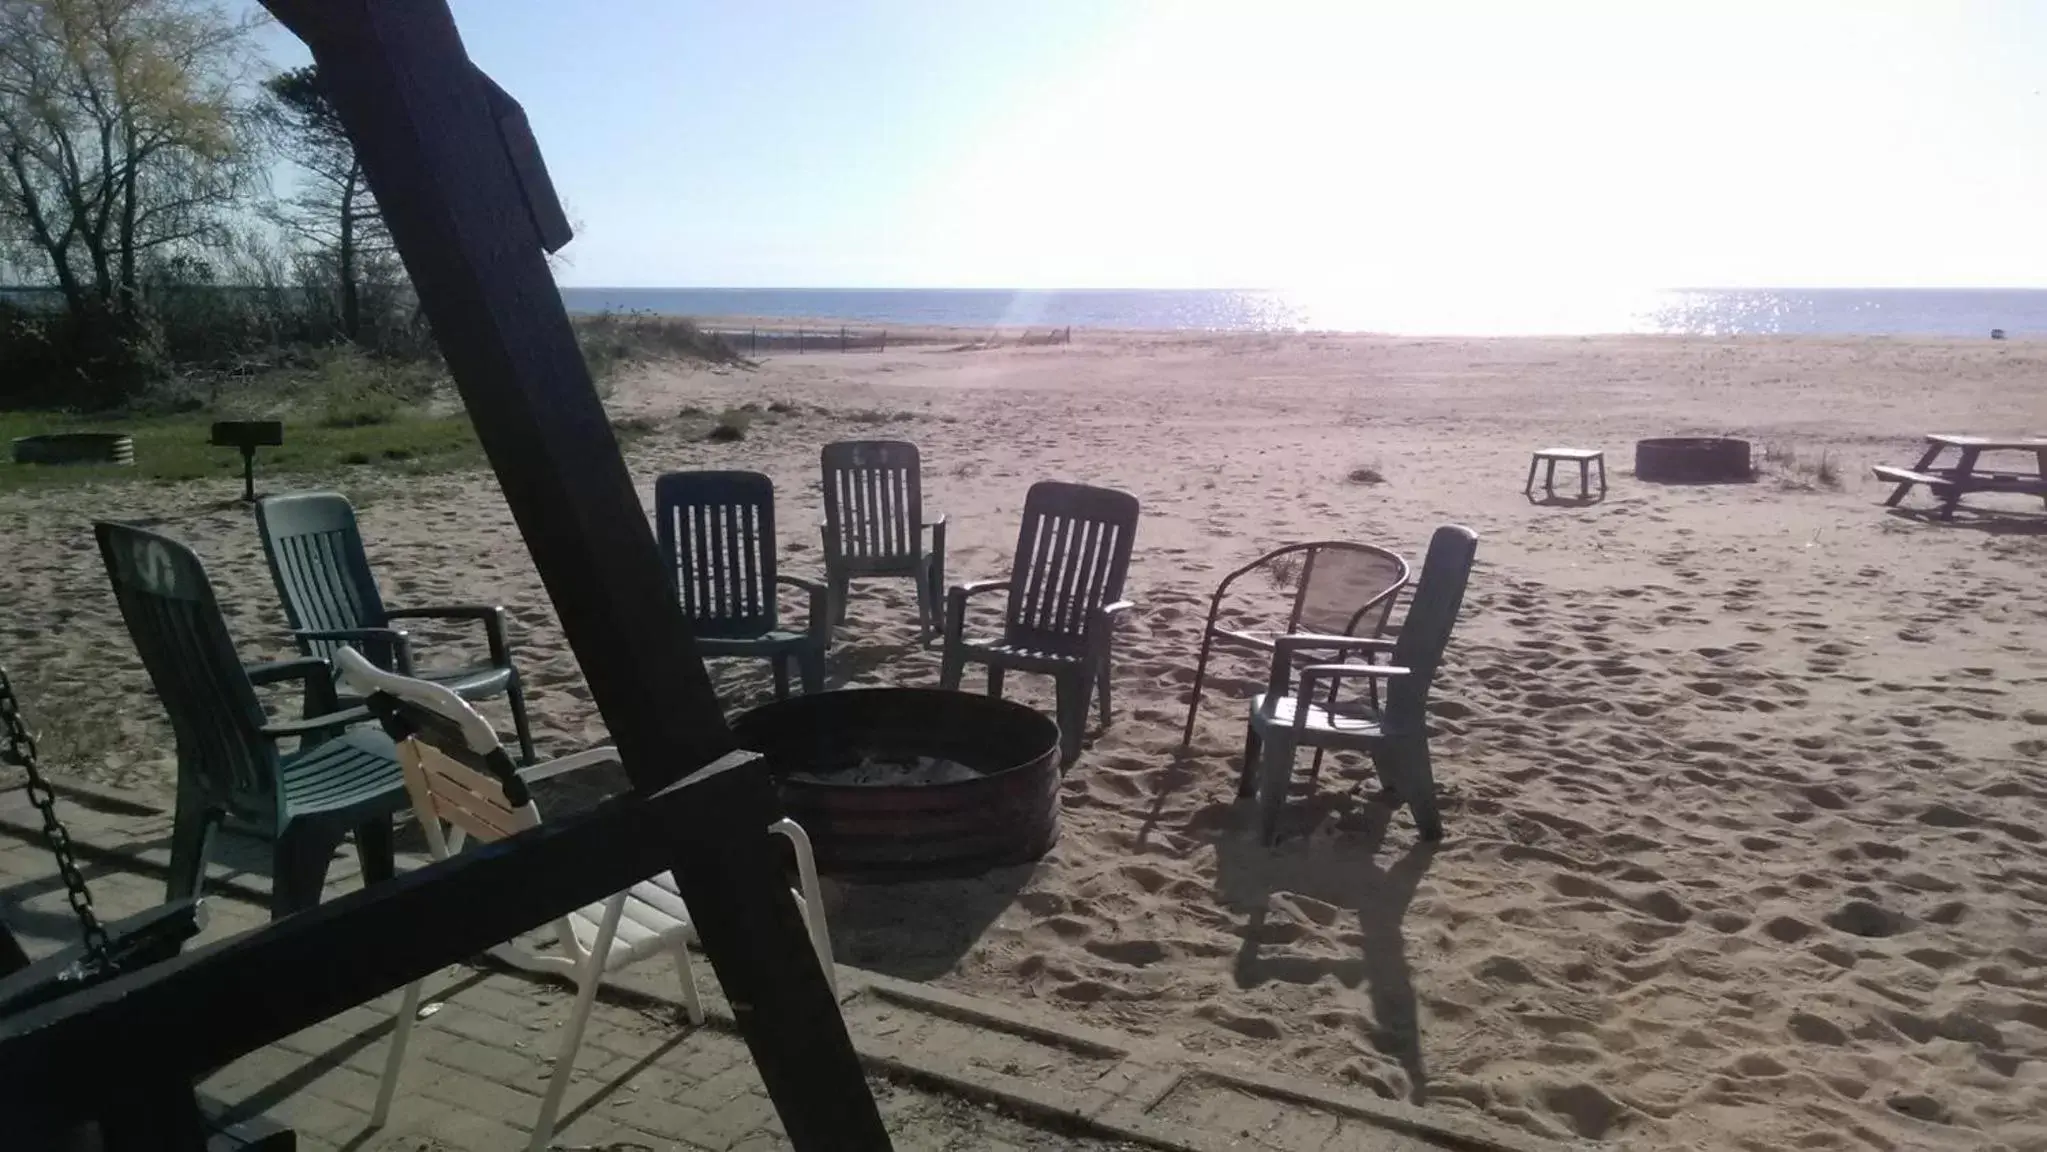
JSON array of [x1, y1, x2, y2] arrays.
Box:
[[256, 1, 2047, 291]]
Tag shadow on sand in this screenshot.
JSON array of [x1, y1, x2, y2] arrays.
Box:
[[826, 861, 1035, 981], [1205, 785, 1439, 1105], [1886, 505, 2047, 535]]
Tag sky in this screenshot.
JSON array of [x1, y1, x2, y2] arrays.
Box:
[[255, 0, 2047, 291]]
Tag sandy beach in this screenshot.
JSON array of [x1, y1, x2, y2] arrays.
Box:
[[4, 331, 2046, 1150]]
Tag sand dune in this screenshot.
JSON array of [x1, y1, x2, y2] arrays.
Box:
[[4, 333, 2046, 1149]]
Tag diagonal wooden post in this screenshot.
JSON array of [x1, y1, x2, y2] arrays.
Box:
[[252, 2, 889, 1147]]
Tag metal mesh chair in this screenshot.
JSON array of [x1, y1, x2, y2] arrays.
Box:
[[1180, 541, 1409, 749]]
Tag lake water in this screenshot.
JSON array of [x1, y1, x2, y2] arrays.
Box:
[[556, 286, 2047, 338]]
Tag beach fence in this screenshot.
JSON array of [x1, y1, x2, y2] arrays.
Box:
[[699, 324, 1074, 356], [703, 325, 889, 355]]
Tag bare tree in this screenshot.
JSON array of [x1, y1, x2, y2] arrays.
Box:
[[260, 63, 395, 342], [0, 0, 261, 322]]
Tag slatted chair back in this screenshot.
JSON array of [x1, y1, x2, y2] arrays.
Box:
[[821, 440, 924, 573], [654, 471, 781, 641], [1001, 481, 1140, 657], [95, 521, 277, 820], [1384, 526, 1479, 726], [255, 492, 388, 663], [396, 738, 540, 857]]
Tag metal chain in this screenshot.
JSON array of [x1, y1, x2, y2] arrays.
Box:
[[0, 664, 111, 965]]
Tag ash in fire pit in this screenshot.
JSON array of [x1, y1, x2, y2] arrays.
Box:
[[731, 687, 1063, 878], [788, 754, 981, 787]]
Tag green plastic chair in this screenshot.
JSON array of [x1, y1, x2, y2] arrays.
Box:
[[654, 470, 830, 698], [940, 481, 1140, 765], [95, 521, 409, 918], [255, 491, 535, 764], [1243, 525, 1479, 844], [820, 440, 946, 640]]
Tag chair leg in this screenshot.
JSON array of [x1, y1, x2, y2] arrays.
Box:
[[828, 571, 850, 626], [1239, 724, 1262, 798], [669, 939, 705, 1026], [987, 665, 1005, 699], [1545, 458, 1558, 493], [919, 558, 943, 641], [530, 896, 625, 1152], [1095, 650, 1113, 730], [355, 816, 396, 888], [270, 822, 342, 919], [1523, 455, 1539, 496], [1256, 735, 1296, 845], [770, 656, 791, 700], [1181, 641, 1212, 750], [939, 641, 965, 691], [1579, 459, 1592, 499], [799, 648, 824, 695], [1400, 742, 1444, 841], [505, 670, 538, 765], [165, 790, 218, 904], [372, 978, 426, 1127], [1054, 673, 1084, 765]]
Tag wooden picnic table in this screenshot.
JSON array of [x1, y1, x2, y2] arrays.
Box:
[[1873, 433, 2047, 519]]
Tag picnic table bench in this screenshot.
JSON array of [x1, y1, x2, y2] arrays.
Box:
[[1874, 433, 2047, 519]]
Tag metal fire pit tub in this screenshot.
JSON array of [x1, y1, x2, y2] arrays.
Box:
[[1634, 437, 1751, 482], [730, 687, 1063, 880]]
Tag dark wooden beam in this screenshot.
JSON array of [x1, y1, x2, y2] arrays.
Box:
[[1, 758, 752, 1141], [243, 2, 890, 1147]]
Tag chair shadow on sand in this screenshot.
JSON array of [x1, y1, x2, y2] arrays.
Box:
[[1525, 491, 1605, 509], [1205, 773, 1440, 1106]]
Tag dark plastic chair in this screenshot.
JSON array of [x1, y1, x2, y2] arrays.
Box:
[[654, 470, 830, 698], [820, 440, 946, 640], [94, 520, 409, 918], [1243, 525, 1478, 843], [1181, 541, 1410, 749], [254, 491, 535, 764], [940, 481, 1140, 765]]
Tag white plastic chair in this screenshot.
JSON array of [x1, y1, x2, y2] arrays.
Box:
[[334, 647, 834, 1152]]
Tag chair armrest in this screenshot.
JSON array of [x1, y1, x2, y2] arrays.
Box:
[[384, 604, 509, 665], [516, 746, 621, 785], [1273, 632, 1394, 658], [776, 574, 831, 644], [948, 578, 1010, 602], [384, 604, 504, 622], [774, 573, 826, 597], [260, 705, 373, 740], [293, 627, 414, 675], [923, 515, 948, 532], [1265, 633, 1393, 696], [1297, 663, 1410, 699], [243, 656, 329, 687]]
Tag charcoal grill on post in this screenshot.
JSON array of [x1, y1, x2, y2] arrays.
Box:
[[209, 421, 283, 503], [0, 3, 891, 1149]]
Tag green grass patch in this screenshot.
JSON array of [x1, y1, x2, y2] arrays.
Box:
[[0, 409, 485, 492]]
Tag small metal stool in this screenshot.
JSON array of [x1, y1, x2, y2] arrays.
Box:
[[1525, 448, 1607, 499]]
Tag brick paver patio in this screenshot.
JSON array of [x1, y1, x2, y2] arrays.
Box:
[[1, 777, 1550, 1152]]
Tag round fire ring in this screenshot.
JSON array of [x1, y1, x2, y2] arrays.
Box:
[[1634, 437, 1751, 483], [11, 432, 134, 467], [730, 687, 1062, 879]]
